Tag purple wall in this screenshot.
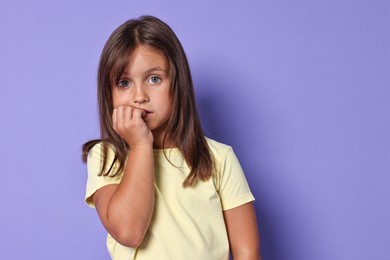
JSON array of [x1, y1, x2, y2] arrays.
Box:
[[0, 0, 389, 259]]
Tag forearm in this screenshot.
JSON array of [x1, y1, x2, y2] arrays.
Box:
[[105, 145, 155, 246]]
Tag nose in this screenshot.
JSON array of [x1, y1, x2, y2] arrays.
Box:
[[132, 86, 149, 104]]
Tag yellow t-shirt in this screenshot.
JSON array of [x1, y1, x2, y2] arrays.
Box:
[[85, 138, 255, 260]]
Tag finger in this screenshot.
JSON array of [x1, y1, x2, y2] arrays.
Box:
[[116, 106, 124, 128], [132, 108, 146, 119], [127, 105, 146, 117], [123, 106, 132, 121]]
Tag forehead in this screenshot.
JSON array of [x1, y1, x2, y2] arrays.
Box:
[[124, 46, 169, 74]]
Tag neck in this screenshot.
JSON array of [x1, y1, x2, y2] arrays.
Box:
[[153, 139, 175, 149], [152, 130, 175, 149]]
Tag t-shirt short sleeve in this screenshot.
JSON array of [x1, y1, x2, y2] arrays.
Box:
[[217, 147, 255, 210], [85, 143, 123, 208]]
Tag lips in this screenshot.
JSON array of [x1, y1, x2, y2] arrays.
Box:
[[141, 109, 152, 119]]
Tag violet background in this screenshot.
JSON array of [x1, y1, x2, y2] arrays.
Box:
[[0, 0, 389, 259]]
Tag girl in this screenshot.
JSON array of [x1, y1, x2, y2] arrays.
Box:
[[82, 16, 261, 260]]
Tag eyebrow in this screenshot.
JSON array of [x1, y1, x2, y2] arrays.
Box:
[[144, 67, 168, 74], [120, 67, 168, 78]]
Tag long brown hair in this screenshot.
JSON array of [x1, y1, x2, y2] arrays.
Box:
[[82, 16, 213, 187]]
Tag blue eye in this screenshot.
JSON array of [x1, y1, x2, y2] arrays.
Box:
[[148, 76, 161, 84], [118, 80, 130, 88]]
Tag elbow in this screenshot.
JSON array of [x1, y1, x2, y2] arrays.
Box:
[[112, 227, 146, 248], [104, 207, 152, 248], [231, 245, 261, 260]]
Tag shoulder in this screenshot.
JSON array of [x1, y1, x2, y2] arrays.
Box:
[[88, 142, 116, 160], [206, 137, 232, 151], [87, 141, 119, 174], [205, 137, 234, 163], [206, 137, 254, 209], [85, 142, 122, 207]]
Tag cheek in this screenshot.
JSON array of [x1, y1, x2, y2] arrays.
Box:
[[112, 89, 129, 107], [169, 98, 174, 113], [165, 95, 174, 113]]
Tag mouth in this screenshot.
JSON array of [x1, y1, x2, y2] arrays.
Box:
[[142, 109, 153, 119]]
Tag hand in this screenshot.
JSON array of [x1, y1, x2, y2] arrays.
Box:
[[112, 106, 154, 148]]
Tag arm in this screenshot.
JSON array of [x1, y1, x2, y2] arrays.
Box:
[[224, 202, 262, 260], [93, 106, 155, 247]]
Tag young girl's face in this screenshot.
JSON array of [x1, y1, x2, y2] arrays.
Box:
[[111, 45, 173, 146]]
